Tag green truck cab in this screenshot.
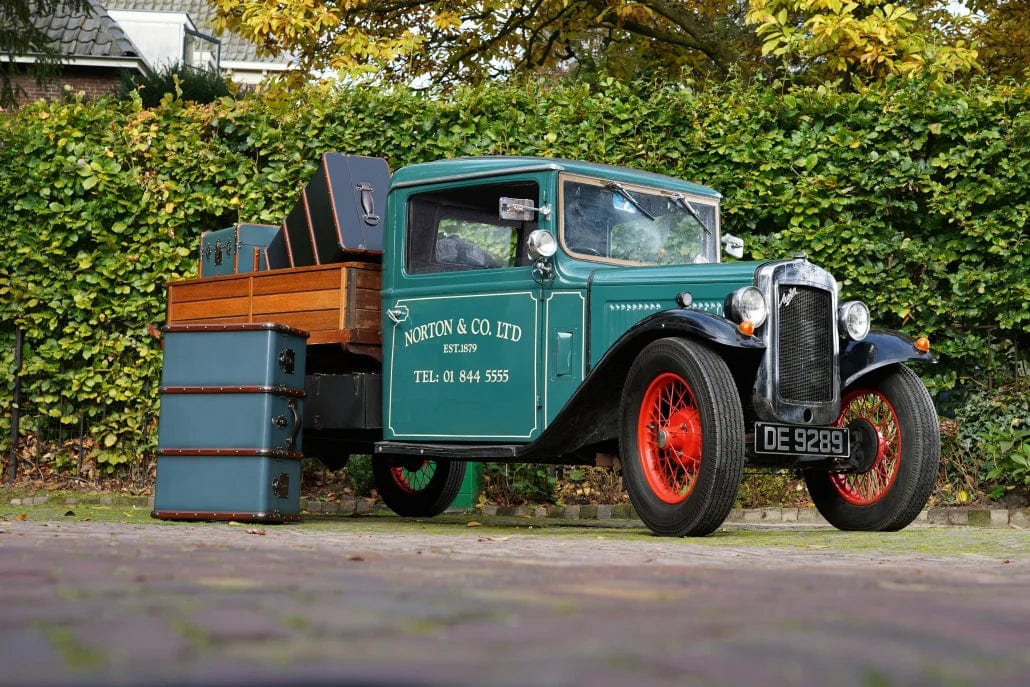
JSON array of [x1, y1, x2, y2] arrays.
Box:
[[170, 155, 940, 536]]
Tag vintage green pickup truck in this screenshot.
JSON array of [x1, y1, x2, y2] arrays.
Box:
[[166, 155, 940, 536]]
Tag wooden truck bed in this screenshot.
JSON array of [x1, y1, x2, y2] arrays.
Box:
[[166, 262, 382, 352]]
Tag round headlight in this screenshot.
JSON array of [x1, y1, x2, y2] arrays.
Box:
[[526, 229, 557, 260], [839, 300, 870, 341], [726, 286, 768, 328]]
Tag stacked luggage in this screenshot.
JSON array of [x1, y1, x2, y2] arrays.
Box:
[[154, 153, 390, 521], [198, 154, 389, 277], [152, 323, 308, 522]]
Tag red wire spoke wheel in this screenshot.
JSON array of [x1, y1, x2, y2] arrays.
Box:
[[638, 372, 704, 504], [373, 457, 466, 517], [620, 338, 745, 537], [829, 390, 902, 505], [389, 460, 436, 494], [805, 365, 940, 531]]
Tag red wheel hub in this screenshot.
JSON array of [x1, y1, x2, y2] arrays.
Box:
[[637, 372, 703, 504], [830, 389, 901, 505], [389, 460, 435, 494]]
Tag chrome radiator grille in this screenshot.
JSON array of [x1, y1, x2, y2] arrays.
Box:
[[776, 285, 834, 403]]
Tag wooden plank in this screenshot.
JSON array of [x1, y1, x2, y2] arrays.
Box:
[[348, 328, 382, 345], [354, 288, 381, 310], [168, 296, 253, 322], [168, 278, 251, 303], [350, 309, 380, 330], [251, 266, 344, 295], [258, 310, 346, 334], [251, 290, 343, 315], [165, 262, 384, 349], [352, 266, 382, 290]]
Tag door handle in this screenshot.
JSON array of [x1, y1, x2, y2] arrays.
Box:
[[386, 305, 409, 324]]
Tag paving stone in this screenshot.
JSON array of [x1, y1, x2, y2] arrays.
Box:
[[563, 505, 581, 519], [612, 504, 636, 519], [579, 505, 598, 519], [796, 508, 826, 523], [967, 510, 991, 528], [947, 509, 969, 526], [761, 508, 783, 522], [480, 504, 498, 516], [596, 504, 613, 520], [742, 509, 763, 523], [609, 502, 634, 519], [354, 499, 373, 515], [534, 506, 549, 518], [928, 509, 949, 525], [781, 508, 799, 522], [991, 510, 1010, 528], [1010, 508, 1030, 529], [725, 509, 744, 522]]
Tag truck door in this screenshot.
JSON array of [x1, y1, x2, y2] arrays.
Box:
[[383, 176, 550, 442]]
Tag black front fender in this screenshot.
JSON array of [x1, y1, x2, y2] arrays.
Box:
[[529, 309, 764, 459], [615, 308, 767, 355], [841, 330, 936, 389]]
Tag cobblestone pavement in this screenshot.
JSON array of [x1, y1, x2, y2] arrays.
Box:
[[2, 518, 1029, 687]]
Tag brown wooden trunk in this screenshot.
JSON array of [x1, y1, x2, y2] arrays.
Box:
[[166, 263, 382, 349]]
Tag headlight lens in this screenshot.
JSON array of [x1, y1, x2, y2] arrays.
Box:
[[839, 300, 870, 341], [726, 286, 768, 328]]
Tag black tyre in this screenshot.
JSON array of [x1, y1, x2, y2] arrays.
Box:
[[805, 364, 940, 531], [619, 338, 746, 537], [373, 457, 466, 517]]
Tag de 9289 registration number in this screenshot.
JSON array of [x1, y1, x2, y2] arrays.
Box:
[[753, 422, 850, 457]]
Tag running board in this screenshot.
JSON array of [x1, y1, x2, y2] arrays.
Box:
[[374, 441, 524, 460]]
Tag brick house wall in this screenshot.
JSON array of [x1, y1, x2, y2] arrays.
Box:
[[11, 66, 126, 106]]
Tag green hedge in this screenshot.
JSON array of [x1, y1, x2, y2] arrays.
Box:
[[1, 78, 1027, 470]]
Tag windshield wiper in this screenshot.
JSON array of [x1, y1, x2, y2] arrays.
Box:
[[672, 193, 712, 236], [605, 181, 655, 221]]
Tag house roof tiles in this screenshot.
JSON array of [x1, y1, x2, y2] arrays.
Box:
[[35, 0, 142, 58]]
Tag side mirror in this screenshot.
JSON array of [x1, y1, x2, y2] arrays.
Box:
[[500, 197, 552, 221], [721, 233, 744, 259]]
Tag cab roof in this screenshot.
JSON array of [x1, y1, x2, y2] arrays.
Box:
[[389, 156, 721, 199]]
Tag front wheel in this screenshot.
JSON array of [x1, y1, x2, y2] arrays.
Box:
[[619, 338, 746, 537], [805, 365, 940, 531], [373, 457, 466, 517]]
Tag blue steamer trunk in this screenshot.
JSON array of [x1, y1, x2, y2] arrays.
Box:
[[157, 387, 304, 452], [153, 324, 308, 522], [199, 223, 289, 277], [161, 323, 308, 388], [153, 453, 302, 522]]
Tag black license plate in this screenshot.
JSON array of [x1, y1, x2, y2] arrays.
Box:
[[754, 422, 850, 457]]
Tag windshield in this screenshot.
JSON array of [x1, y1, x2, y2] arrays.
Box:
[[560, 176, 719, 265]]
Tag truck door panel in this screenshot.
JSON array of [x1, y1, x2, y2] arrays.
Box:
[[385, 179, 546, 441]]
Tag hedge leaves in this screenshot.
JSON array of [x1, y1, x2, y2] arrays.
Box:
[[1, 77, 1027, 467]]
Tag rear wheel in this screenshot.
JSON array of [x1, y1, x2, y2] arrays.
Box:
[[805, 365, 939, 531], [373, 457, 466, 517], [619, 338, 746, 537]]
